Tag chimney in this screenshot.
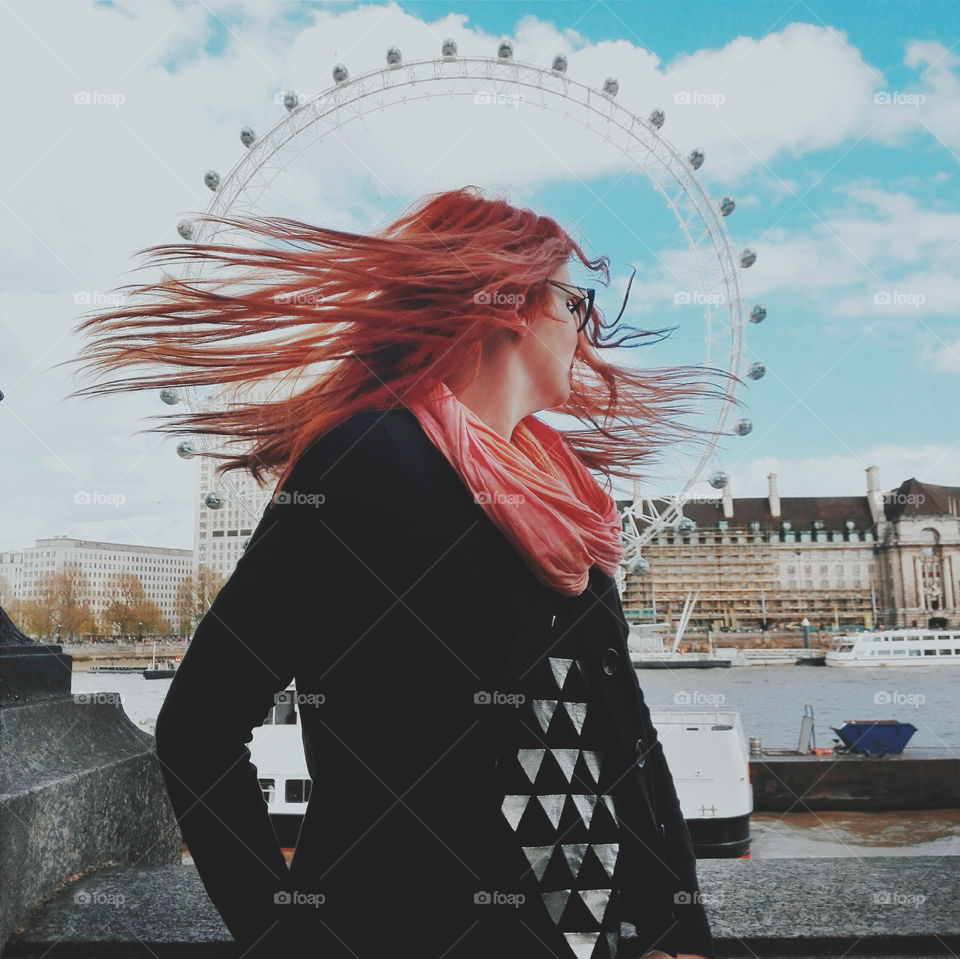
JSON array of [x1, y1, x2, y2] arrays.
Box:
[[866, 465, 882, 525], [722, 478, 734, 519], [768, 473, 781, 519]]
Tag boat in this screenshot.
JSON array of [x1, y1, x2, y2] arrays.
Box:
[[830, 720, 918, 756], [628, 591, 742, 668], [647, 706, 752, 857], [143, 642, 181, 679], [824, 628, 960, 666], [246, 682, 752, 857]]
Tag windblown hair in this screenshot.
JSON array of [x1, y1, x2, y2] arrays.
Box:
[[62, 185, 741, 492]]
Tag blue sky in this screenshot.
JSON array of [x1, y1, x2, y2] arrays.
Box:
[[2, 0, 958, 550]]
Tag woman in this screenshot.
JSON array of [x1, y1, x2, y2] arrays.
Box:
[[66, 185, 736, 958]]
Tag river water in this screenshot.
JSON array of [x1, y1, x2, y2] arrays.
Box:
[[72, 663, 960, 859]]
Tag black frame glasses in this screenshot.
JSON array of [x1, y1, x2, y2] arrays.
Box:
[[544, 280, 595, 332]]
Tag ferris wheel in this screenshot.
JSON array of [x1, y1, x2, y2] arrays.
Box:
[[161, 38, 768, 568]]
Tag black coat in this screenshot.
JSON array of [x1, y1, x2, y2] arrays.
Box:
[[154, 407, 715, 959]]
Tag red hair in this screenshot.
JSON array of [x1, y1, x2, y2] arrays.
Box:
[[62, 185, 741, 493]]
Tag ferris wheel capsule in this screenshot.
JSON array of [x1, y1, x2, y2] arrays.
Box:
[[740, 247, 757, 268], [677, 516, 696, 532], [386, 46, 402, 66], [710, 471, 729, 489], [630, 555, 650, 575], [203, 170, 220, 191], [649, 109, 665, 129], [733, 418, 753, 436], [240, 126, 256, 148], [689, 149, 704, 170], [720, 196, 736, 216], [603, 77, 619, 97], [498, 40, 514, 59], [441, 38, 457, 58], [176, 220, 193, 240], [750, 304, 767, 324], [159, 388, 180, 405], [552, 53, 568, 73], [204, 492, 224, 510], [176, 440, 196, 459], [333, 63, 349, 84], [747, 361, 766, 380]]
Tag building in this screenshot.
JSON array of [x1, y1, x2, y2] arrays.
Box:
[[0, 536, 192, 629], [620, 467, 960, 631], [194, 452, 265, 581]]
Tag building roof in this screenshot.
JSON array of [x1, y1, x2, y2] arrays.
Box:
[[618, 477, 960, 532], [677, 495, 875, 532], [882, 478, 960, 521]]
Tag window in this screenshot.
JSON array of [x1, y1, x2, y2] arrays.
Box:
[[258, 779, 276, 804], [285, 779, 312, 804]]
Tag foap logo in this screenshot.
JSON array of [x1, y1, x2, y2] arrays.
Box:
[[73, 90, 126, 108], [673, 90, 726, 108], [74, 490, 126, 509], [873, 290, 926, 308], [674, 690, 726, 706], [74, 290, 126, 307], [275, 689, 326, 709], [474, 890, 525, 907], [873, 91, 926, 108], [272, 290, 323, 307], [673, 291, 726, 306], [473, 90, 525, 108], [474, 490, 525, 506], [274, 890, 325, 907], [673, 889, 722, 905], [73, 889, 125, 907], [272, 88, 328, 107], [473, 289, 525, 307], [474, 690, 526, 707], [880, 491, 925, 506], [272, 489, 326, 508], [873, 889, 926, 907], [74, 692, 123, 706], [874, 690, 925, 707]]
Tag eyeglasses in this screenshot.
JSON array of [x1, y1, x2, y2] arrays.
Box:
[[544, 280, 595, 333]]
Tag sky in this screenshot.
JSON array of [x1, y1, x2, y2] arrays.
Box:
[[1, 0, 958, 553]]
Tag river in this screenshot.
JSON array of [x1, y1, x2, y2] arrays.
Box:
[[71, 663, 959, 859]]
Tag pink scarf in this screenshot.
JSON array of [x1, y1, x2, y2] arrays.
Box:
[[403, 381, 624, 596]]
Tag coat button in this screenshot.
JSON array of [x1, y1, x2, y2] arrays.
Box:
[[601, 647, 620, 675], [659, 822, 667, 839], [635, 736, 646, 767]]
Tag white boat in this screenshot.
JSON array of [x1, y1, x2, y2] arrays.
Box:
[[648, 706, 752, 858], [825, 628, 960, 666], [249, 688, 313, 845], [247, 682, 753, 857]]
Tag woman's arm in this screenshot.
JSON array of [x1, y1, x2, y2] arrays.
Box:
[[153, 411, 394, 955], [618, 686, 716, 959]]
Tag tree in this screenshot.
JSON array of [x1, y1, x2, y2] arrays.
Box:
[[174, 565, 227, 637], [102, 571, 164, 638], [54, 562, 98, 641]]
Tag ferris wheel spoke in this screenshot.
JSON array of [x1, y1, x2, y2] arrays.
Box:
[[170, 41, 765, 563]]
